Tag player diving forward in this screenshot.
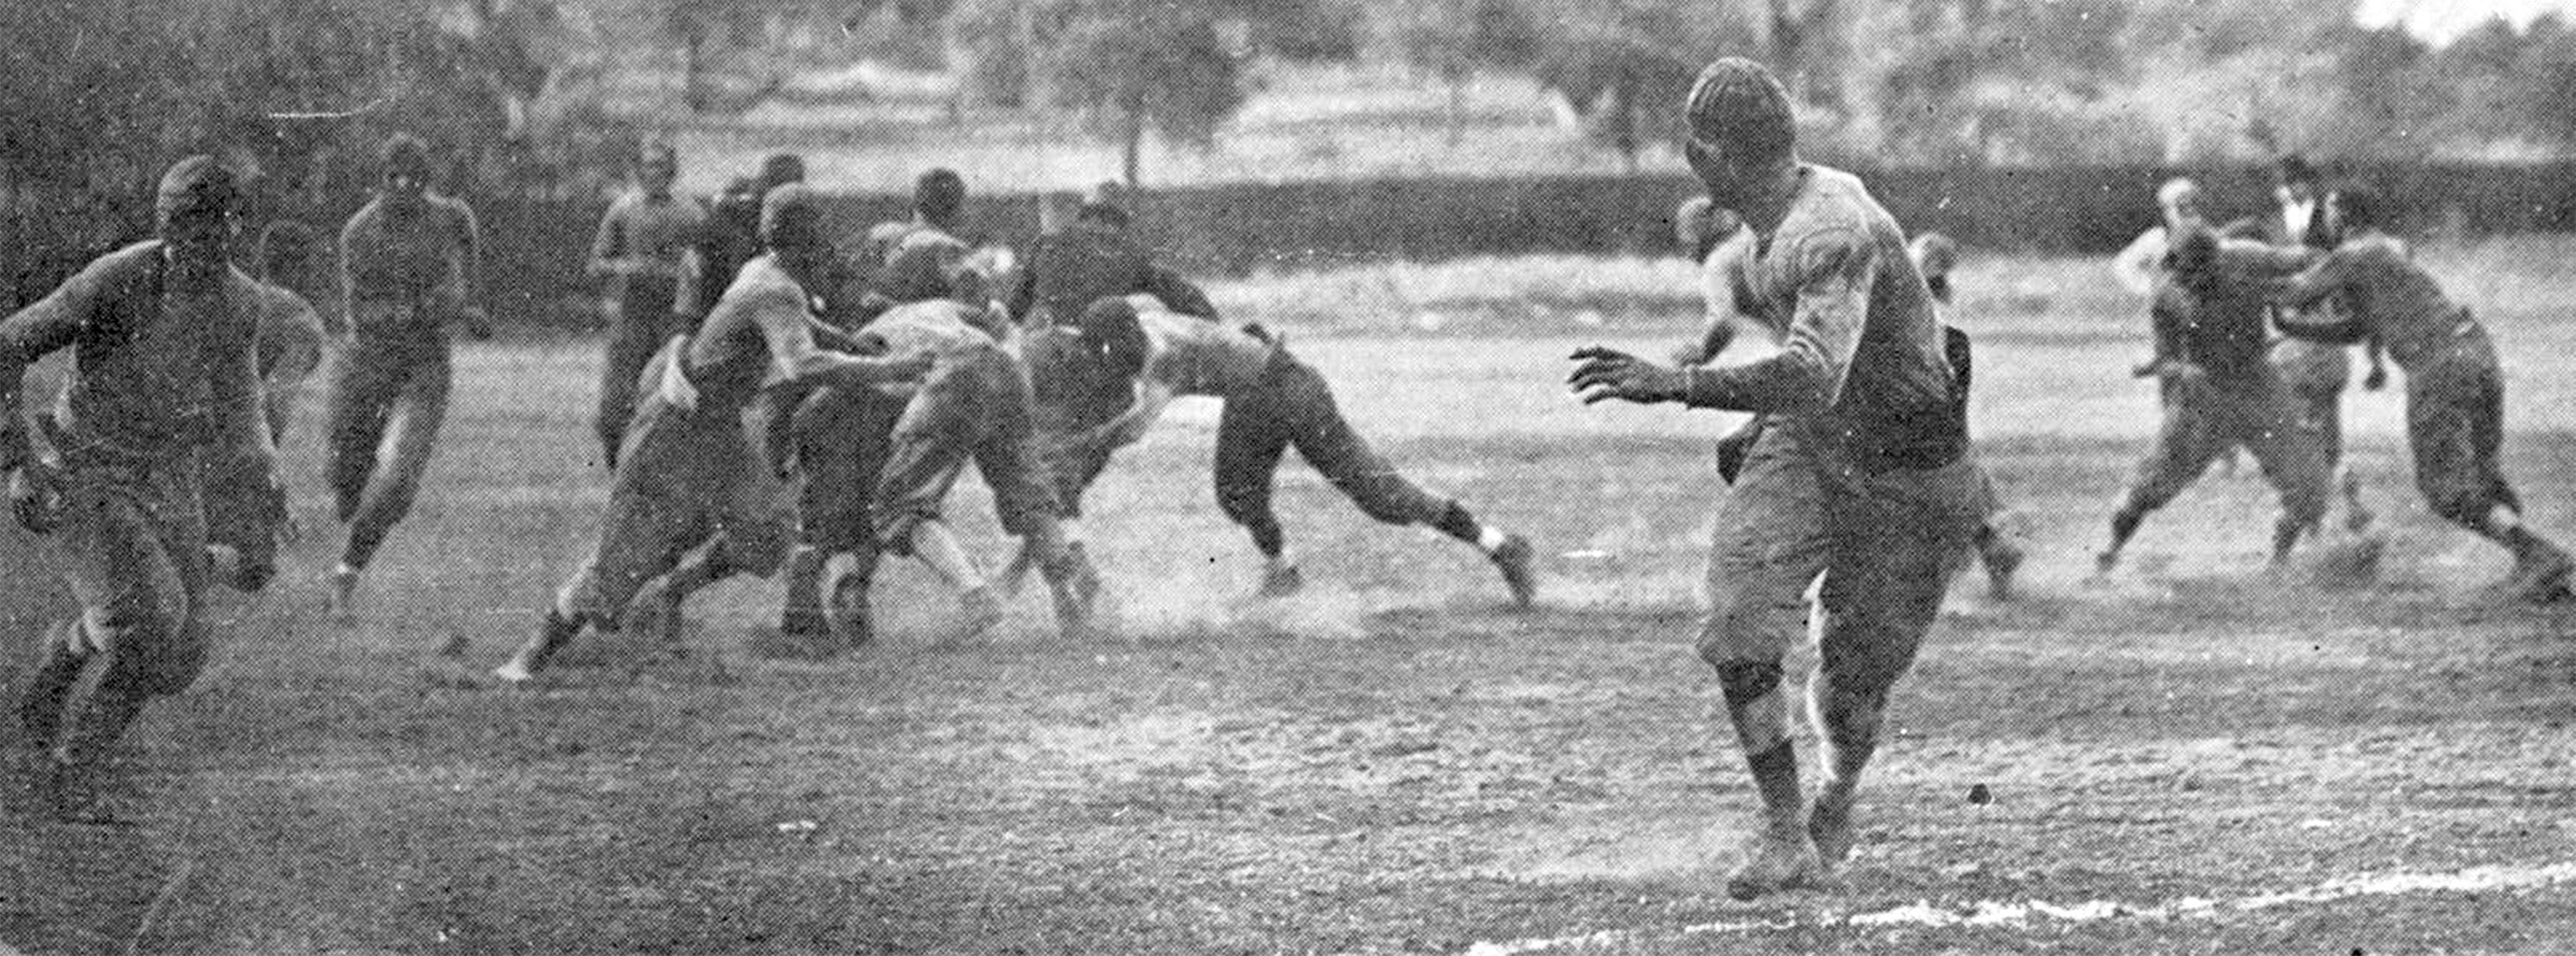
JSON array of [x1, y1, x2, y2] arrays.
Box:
[[493, 186, 934, 682], [2261, 186, 2574, 601], [1026, 295, 1539, 606], [0, 157, 283, 820], [1568, 58, 1980, 898]]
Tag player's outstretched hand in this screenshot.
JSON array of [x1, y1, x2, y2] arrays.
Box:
[[1568, 347, 1686, 405], [9, 463, 64, 535]]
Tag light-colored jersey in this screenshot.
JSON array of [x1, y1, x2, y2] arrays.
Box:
[[1134, 305, 1274, 398], [2112, 226, 2171, 298]]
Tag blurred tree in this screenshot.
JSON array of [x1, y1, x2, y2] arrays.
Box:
[[2512, 16, 2576, 148], [662, 0, 797, 113], [950, 0, 1248, 187], [1534, 33, 1698, 172], [1048, 1, 1244, 187], [1392, 0, 1540, 144]]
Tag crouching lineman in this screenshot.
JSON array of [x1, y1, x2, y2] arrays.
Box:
[[2, 157, 283, 821], [1569, 59, 1978, 897], [2264, 186, 2574, 600], [1028, 296, 1538, 605], [493, 186, 933, 682]]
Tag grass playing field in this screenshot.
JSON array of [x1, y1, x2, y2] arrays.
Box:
[[3, 239, 2575, 953]]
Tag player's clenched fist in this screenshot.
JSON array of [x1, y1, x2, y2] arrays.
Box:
[[1567, 346, 1688, 405]]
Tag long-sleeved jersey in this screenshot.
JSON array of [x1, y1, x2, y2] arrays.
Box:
[[2272, 233, 2462, 373], [1681, 165, 1960, 472], [0, 241, 271, 467]]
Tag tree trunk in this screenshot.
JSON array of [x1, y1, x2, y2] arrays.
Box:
[[683, 34, 705, 113], [1121, 109, 1144, 187], [1446, 73, 1467, 147]]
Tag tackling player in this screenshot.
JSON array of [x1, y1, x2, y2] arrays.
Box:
[[2265, 186, 2574, 601], [1030, 296, 1539, 606], [2094, 228, 2333, 574]]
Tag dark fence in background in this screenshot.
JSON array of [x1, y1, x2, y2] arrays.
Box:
[[11, 161, 2576, 325]]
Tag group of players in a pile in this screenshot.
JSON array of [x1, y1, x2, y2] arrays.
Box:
[[1, 55, 2564, 899], [0, 130, 1543, 819]]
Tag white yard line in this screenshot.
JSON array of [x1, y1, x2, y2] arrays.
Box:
[[1464, 861, 2576, 954]]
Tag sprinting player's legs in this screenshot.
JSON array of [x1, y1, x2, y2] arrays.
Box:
[[1699, 425, 1976, 899], [1964, 463, 2022, 599], [2409, 343, 2571, 600], [593, 280, 679, 468], [324, 337, 409, 525], [326, 337, 451, 613], [23, 464, 215, 820], [2097, 388, 2228, 573], [1696, 427, 1834, 897], [1214, 351, 1535, 604], [1805, 457, 1979, 869]]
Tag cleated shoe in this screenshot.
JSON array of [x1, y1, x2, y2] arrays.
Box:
[[1491, 533, 1539, 608], [1724, 829, 1828, 901], [494, 612, 581, 684], [823, 573, 874, 653], [2510, 549, 2576, 604], [1257, 563, 1304, 599], [1807, 791, 1858, 867], [1982, 537, 2023, 602]]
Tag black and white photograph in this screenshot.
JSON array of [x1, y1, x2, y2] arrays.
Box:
[[3, 0, 2575, 951]]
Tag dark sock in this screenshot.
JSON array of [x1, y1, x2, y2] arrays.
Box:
[[1429, 500, 1480, 544]]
